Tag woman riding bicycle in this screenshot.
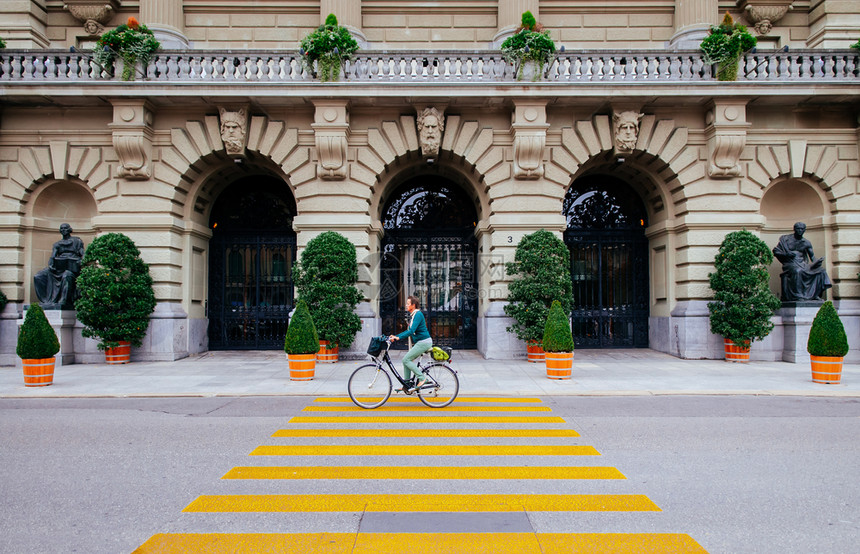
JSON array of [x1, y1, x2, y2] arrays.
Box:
[[388, 294, 432, 392]]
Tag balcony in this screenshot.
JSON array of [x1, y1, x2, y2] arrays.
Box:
[[1, 49, 858, 100]]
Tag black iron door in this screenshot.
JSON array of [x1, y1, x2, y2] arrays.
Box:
[[208, 234, 296, 349], [565, 230, 648, 347], [563, 175, 649, 348], [380, 175, 479, 350], [380, 233, 478, 350]]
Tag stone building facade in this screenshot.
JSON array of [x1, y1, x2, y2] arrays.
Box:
[[1, 0, 859, 366]]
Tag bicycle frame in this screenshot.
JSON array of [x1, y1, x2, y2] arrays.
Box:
[[373, 340, 433, 389]]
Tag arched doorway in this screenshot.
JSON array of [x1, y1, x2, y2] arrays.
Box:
[[563, 175, 649, 348], [380, 175, 479, 349], [207, 176, 296, 349]]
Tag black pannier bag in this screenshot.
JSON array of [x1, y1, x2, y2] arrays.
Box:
[[367, 336, 386, 357]]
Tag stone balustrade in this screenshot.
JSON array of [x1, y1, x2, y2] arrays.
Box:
[[0, 49, 857, 83]]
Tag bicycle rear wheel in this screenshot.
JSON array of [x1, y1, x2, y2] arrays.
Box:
[[417, 362, 459, 408], [347, 364, 392, 409]]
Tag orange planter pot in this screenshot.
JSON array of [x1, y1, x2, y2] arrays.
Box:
[[22, 357, 56, 387], [288, 353, 316, 381], [317, 341, 339, 363], [526, 342, 545, 363], [545, 351, 573, 380], [810, 355, 843, 384], [723, 338, 750, 363], [105, 341, 131, 364]]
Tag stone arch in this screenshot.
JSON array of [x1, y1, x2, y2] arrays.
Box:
[[547, 114, 693, 218], [747, 142, 854, 205], [6, 144, 111, 208]]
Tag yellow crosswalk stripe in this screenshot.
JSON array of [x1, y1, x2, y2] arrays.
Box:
[[134, 532, 708, 553], [290, 416, 567, 423], [303, 405, 553, 412], [250, 444, 599, 456], [184, 494, 659, 512], [314, 397, 544, 403], [272, 428, 580, 438], [222, 466, 626, 480]]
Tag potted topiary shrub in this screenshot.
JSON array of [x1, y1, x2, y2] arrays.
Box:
[[17, 304, 60, 386], [93, 17, 160, 81], [501, 11, 557, 81], [284, 299, 320, 381], [504, 229, 573, 362], [294, 231, 363, 363], [708, 229, 782, 362], [299, 14, 360, 82], [700, 12, 757, 81], [75, 233, 157, 364], [542, 300, 575, 379], [807, 301, 849, 384]]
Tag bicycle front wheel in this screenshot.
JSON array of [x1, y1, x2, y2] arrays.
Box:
[[417, 362, 459, 408], [347, 363, 392, 409]]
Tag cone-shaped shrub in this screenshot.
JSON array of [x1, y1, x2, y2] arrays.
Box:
[[294, 231, 362, 348], [17, 304, 60, 359], [807, 301, 849, 357], [542, 300, 574, 353], [708, 229, 781, 345], [505, 229, 573, 344], [75, 233, 156, 350], [284, 299, 320, 355]]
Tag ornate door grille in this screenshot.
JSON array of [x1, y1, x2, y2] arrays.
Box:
[[208, 234, 296, 349], [563, 176, 649, 348]]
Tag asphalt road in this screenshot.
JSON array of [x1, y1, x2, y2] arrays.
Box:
[[1, 395, 857, 553]]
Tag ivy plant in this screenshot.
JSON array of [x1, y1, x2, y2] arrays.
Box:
[[504, 229, 573, 344], [707, 229, 781, 346], [501, 11, 556, 81], [75, 233, 156, 350], [299, 14, 360, 82], [93, 17, 160, 81], [700, 12, 756, 81], [294, 231, 363, 348]]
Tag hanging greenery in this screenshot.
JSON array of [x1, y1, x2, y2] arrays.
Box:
[[294, 231, 363, 348], [707, 229, 781, 346], [501, 11, 556, 81], [504, 229, 573, 344], [75, 233, 157, 350], [93, 17, 160, 81], [807, 301, 849, 357], [299, 14, 359, 82], [699, 12, 757, 81], [16, 304, 60, 360]]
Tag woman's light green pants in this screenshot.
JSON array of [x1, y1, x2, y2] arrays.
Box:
[[403, 338, 433, 381]]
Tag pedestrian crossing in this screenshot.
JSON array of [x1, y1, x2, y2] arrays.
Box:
[[133, 396, 708, 553]]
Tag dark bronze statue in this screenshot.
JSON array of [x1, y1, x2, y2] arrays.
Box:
[[33, 223, 85, 309], [772, 222, 832, 302]]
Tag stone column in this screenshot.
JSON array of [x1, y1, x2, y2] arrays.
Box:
[[807, 0, 860, 48], [668, 0, 718, 49], [493, 0, 539, 46], [0, 0, 49, 48], [139, 0, 190, 48], [321, 0, 367, 47]]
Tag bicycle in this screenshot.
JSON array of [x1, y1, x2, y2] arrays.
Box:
[[347, 336, 459, 409]]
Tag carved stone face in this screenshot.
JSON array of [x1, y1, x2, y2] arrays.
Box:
[[219, 108, 247, 155], [613, 111, 644, 153], [417, 108, 444, 158]]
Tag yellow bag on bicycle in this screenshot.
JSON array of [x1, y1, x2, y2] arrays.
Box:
[[430, 346, 452, 361]]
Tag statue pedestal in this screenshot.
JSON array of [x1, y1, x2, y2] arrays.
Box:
[[15, 307, 77, 369], [778, 301, 823, 363]]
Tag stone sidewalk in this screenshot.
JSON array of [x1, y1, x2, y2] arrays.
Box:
[[2, 349, 858, 398]]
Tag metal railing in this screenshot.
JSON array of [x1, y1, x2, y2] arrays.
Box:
[[1, 49, 857, 83]]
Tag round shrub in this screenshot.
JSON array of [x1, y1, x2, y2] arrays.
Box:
[[807, 301, 849, 357], [294, 231, 363, 348], [542, 300, 574, 353], [708, 229, 781, 346], [284, 299, 320, 355], [75, 233, 156, 350], [504, 229, 573, 344], [17, 304, 60, 359]]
